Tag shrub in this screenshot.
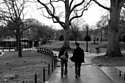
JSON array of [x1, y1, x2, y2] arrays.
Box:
[[59, 35, 64, 41], [84, 35, 91, 41]]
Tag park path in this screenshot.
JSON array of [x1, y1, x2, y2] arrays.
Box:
[[45, 52, 121, 83], [45, 64, 114, 83]]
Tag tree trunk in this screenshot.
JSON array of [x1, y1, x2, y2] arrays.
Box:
[[106, 1, 122, 57], [16, 29, 22, 57], [63, 0, 70, 48], [64, 28, 70, 48], [18, 35, 22, 57]]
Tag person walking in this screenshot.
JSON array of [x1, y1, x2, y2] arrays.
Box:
[[58, 46, 69, 77], [71, 42, 85, 78]]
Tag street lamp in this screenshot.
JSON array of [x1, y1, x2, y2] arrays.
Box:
[[100, 29, 105, 43], [86, 26, 88, 52], [84, 25, 90, 52]]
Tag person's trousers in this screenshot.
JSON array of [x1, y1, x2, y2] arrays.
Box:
[[61, 60, 68, 76], [75, 62, 81, 77]]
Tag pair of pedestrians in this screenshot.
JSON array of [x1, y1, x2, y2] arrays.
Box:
[[58, 42, 85, 78]]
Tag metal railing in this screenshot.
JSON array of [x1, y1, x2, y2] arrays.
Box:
[[21, 48, 57, 83]]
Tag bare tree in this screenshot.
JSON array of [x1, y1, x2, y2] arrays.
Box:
[[93, 0, 125, 57], [0, 0, 28, 57], [36, 0, 92, 47]]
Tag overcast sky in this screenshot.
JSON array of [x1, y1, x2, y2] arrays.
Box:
[[24, 0, 110, 29]]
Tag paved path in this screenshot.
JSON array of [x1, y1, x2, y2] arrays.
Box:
[[45, 52, 111, 83], [47, 52, 125, 83], [45, 64, 114, 83], [100, 67, 125, 83]]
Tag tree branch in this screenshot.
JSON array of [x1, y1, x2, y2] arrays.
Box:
[[70, 8, 88, 23], [50, 0, 55, 14], [37, 0, 65, 28], [51, 15, 65, 28], [93, 0, 110, 11], [70, 0, 91, 23], [41, 10, 52, 19], [4, 1, 14, 20], [50, 0, 64, 3], [19, 0, 25, 17], [70, 0, 85, 13], [69, 0, 74, 9]]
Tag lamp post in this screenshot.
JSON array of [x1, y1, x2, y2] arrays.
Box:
[[100, 29, 104, 43], [86, 25, 89, 52], [100, 29, 103, 42]]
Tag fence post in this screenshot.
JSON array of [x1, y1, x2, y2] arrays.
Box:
[[48, 64, 50, 75], [119, 71, 121, 77], [124, 73, 125, 80], [22, 80, 24, 83], [43, 67, 46, 82], [53, 59, 55, 69], [51, 61, 54, 72], [54, 57, 57, 68], [34, 73, 37, 83]]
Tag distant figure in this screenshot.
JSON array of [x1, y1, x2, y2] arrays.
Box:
[[58, 46, 69, 77], [71, 42, 85, 78], [96, 47, 100, 54]]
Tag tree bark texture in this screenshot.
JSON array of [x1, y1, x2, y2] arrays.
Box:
[[106, 0, 122, 57], [63, 0, 70, 48], [16, 29, 22, 57]]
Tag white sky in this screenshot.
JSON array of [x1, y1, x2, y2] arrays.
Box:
[[83, 1, 109, 26], [24, 0, 110, 30]]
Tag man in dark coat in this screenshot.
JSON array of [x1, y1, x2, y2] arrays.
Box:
[[73, 42, 84, 78]]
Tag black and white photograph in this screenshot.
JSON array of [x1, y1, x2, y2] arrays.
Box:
[[0, 0, 125, 83]]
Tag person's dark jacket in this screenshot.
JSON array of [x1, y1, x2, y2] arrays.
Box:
[[58, 47, 65, 58], [72, 47, 84, 63], [58, 47, 68, 61]]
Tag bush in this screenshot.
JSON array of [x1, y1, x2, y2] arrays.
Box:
[[121, 35, 125, 42], [84, 35, 91, 41], [59, 35, 64, 41], [41, 39, 48, 44]]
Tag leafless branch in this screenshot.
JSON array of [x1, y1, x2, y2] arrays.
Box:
[[93, 0, 110, 11], [37, 0, 65, 27], [69, 0, 74, 9], [50, 0, 56, 14], [69, 0, 92, 23], [19, 0, 25, 17], [70, 8, 88, 23], [50, 0, 65, 3], [41, 10, 52, 19], [70, 0, 85, 14]]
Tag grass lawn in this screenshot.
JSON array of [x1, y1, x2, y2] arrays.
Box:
[[91, 55, 125, 66], [0, 50, 53, 83]]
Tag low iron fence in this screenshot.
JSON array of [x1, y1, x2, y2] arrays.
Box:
[[21, 47, 57, 83]]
